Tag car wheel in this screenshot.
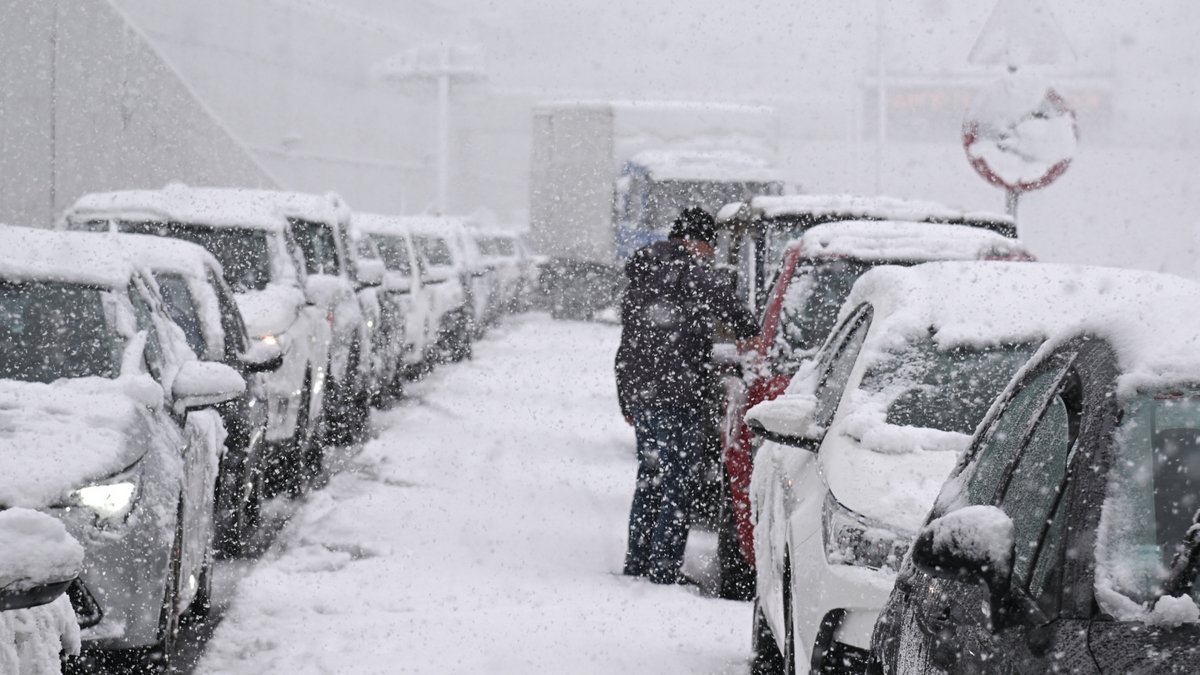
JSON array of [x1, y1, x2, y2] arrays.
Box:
[[717, 475, 755, 601], [751, 599, 786, 675]]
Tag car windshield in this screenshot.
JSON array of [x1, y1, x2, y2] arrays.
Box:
[[290, 219, 342, 276], [774, 259, 875, 363], [117, 221, 273, 293], [0, 280, 119, 383], [370, 234, 412, 275], [417, 236, 454, 267], [1098, 390, 1200, 608], [857, 337, 1035, 435]]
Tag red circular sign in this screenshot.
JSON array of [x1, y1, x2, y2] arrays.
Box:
[[963, 82, 1078, 194]]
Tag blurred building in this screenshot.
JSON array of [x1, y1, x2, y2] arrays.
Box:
[[0, 0, 275, 227]]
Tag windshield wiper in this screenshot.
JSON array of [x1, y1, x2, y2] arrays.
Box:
[[1162, 510, 1200, 598]]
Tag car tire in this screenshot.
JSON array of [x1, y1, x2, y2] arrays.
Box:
[[717, 475, 755, 601], [751, 599, 786, 675]]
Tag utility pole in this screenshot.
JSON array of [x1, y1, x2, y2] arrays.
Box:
[[874, 0, 887, 195], [375, 45, 486, 214]]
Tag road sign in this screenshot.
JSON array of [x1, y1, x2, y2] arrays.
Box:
[[962, 73, 1077, 194]]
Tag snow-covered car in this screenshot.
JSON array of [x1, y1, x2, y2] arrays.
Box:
[[472, 228, 526, 317], [870, 268, 1200, 673], [345, 228, 389, 399], [116, 233, 284, 557], [64, 187, 333, 493], [249, 189, 374, 446], [408, 219, 472, 362], [0, 508, 83, 675], [0, 226, 243, 667], [716, 220, 1033, 601], [353, 213, 440, 380], [435, 218, 493, 339], [745, 262, 1147, 674], [714, 194, 1017, 318]]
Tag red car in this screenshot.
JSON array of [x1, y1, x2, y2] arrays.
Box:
[[712, 202, 1032, 600]]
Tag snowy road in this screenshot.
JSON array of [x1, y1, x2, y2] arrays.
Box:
[[194, 314, 751, 674]]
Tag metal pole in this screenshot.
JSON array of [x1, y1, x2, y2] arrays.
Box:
[[435, 70, 450, 214], [1005, 189, 1020, 222], [874, 0, 887, 195]]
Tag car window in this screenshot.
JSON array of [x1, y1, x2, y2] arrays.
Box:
[[209, 270, 247, 361], [371, 234, 413, 275], [128, 284, 165, 382], [290, 219, 342, 276], [775, 260, 875, 365], [153, 272, 206, 358], [416, 235, 454, 267], [998, 393, 1073, 589], [812, 307, 872, 430], [965, 366, 1070, 505], [0, 280, 119, 383]]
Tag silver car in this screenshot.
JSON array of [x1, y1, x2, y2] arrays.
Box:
[[0, 226, 243, 668]]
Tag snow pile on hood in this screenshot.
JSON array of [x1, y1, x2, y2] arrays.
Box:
[[799, 262, 1200, 532], [0, 508, 83, 592], [235, 284, 305, 340], [716, 193, 1012, 230], [0, 225, 136, 289], [67, 185, 351, 233], [793, 221, 1027, 263], [0, 379, 153, 508]]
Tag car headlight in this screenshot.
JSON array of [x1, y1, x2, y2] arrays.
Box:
[[822, 492, 910, 572], [260, 334, 280, 347], [70, 480, 138, 524]]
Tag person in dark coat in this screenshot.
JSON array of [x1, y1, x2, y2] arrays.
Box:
[[615, 207, 759, 584]]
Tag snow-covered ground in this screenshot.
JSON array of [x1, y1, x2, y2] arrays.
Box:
[[195, 314, 751, 674]]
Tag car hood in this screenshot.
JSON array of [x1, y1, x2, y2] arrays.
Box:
[[236, 283, 304, 339], [0, 378, 157, 508], [820, 411, 969, 533]]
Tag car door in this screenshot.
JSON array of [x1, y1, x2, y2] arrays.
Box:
[[894, 348, 1092, 673], [129, 279, 218, 606]]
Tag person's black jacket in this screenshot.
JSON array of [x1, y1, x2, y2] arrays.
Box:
[[614, 240, 759, 417]]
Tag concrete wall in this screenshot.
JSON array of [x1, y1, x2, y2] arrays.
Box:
[[0, 0, 275, 227]]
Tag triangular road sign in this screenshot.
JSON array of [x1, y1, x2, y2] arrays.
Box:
[[969, 0, 1076, 68]]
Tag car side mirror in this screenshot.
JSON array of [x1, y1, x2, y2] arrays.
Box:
[[745, 393, 823, 450], [0, 509, 84, 611], [385, 273, 414, 295], [238, 341, 285, 374], [423, 266, 452, 285], [172, 360, 246, 415], [911, 506, 1015, 627], [356, 259, 386, 290]]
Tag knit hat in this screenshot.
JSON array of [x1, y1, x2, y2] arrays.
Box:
[[667, 207, 716, 245]]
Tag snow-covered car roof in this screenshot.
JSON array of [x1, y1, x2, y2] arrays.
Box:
[[0, 225, 139, 288], [67, 185, 350, 233], [352, 213, 415, 237], [790, 220, 1030, 263], [816, 261, 1200, 531], [402, 216, 472, 238], [716, 194, 1013, 235], [114, 233, 223, 281], [625, 150, 781, 183]]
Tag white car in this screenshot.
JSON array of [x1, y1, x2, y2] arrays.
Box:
[[407, 218, 472, 362], [115, 234, 284, 557], [745, 262, 1155, 673], [65, 187, 333, 493], [353, 213, 441, 379], [472, 227, 526, 318], [0, 225, 243, 667]]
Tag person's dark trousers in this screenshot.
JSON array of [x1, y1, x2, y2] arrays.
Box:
[[623, 407, 702, 583]]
